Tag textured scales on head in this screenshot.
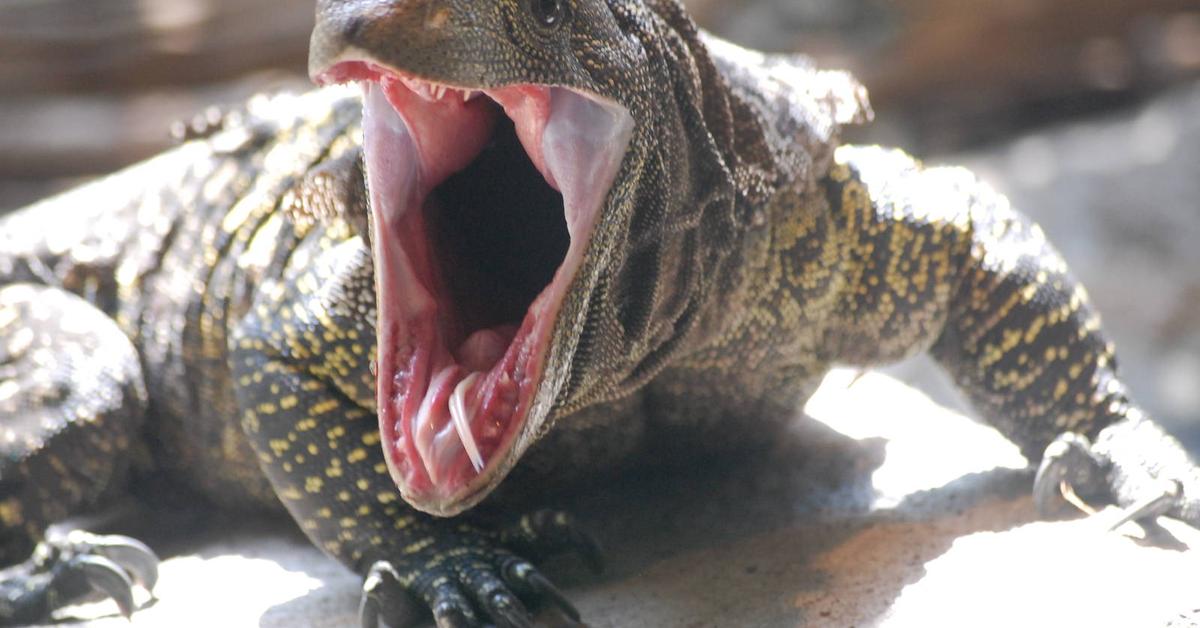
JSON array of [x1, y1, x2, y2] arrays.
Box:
[[308, 0, 863, 516]]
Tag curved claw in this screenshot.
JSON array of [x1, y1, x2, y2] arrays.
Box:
[[501, 558, 580, 622], [360, 561, 421, 628], [1107, 479, 1180, 532], [527, 570, 579, 622], [359, 566, 387, 628], [424, 576, 478, 628], [488, 593, 533, 628], [433, 608, 474, 628], [74, 554, 136, 619], [0, 530, 156, 625], [359, 593, 380, 628], [359, 515, 598, 628], [1034, 433, 1105, 518], [569, 529, 604, 576], [502, 510, 604, 575], [84, 534, 160, 590], [462, 567, 532, 628]]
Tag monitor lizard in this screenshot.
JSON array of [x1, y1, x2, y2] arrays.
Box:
[[1, 0, 1197, 625]]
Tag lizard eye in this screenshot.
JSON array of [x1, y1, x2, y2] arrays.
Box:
[[527, 0, 566, 30]]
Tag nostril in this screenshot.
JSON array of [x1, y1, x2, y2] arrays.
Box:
[[309, 8, 371, 81]]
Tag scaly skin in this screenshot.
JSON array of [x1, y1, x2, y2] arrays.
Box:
[[1, 0, 1198, 624]]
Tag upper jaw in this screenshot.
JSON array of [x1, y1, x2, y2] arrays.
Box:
[[316, 54, 634, 516]]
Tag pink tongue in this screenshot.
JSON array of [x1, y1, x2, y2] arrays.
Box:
[[457, 329, 510, 372]]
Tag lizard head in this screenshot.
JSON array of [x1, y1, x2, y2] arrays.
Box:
[[310, 0, 744, 516]]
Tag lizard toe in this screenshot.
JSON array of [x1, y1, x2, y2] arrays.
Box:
[[1034, 432, 1107, 518], [414, 564, 482, 627], [1037, 426, 1200, 531], [0, 530, 156, 626], [361, 520, 587, 628], [500, 557, 580, 623], [65, 531, 159, 591], [73, 554, 136, 619], [500, 510, 603, 575], [456, 559, 533, 628], [359, 561, 476, 628], [360, 561, 424, 628]]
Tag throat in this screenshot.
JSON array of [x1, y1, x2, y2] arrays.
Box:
[[430, 115, 569, 341]]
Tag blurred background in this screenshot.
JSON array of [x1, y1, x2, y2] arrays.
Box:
[[1, 0, 1198, 447]]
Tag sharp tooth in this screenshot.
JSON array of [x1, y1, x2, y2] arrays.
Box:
[[413, 366, 458, 484], [412, 386, 441, 484], [449, 373, 485, 472], [433, 84, 446, 100]]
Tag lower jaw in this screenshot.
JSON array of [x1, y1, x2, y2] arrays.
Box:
[[371, 206, 560, 516], [382, 325, 555, 515]]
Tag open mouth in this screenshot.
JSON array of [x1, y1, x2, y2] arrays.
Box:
[[315, 63, 633, 515]]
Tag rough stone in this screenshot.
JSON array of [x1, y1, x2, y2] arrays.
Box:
[[41, 370, 1199, 627]]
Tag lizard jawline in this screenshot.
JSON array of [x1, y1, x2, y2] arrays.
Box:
[[355, 68, 632, 516]]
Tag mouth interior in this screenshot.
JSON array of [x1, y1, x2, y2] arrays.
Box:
[[320, 61, 632, 515], [432, 114, 569, 339]]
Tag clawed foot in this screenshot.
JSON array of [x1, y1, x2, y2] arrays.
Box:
[[1034, 432, 1107, 518], [1035, 431, 1195, 531], [0, 530, 158, 625], [499, 510, 603, 576], [359, 509, 600, 627]]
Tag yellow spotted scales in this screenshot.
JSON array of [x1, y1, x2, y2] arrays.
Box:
[[2, 0, 1198, 625]]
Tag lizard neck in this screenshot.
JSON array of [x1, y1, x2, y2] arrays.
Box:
[[546, 13, 870, 414], [660, 33, 874, 368]]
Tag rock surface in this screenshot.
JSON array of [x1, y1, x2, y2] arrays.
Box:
[[42, 371, 1200, 627]]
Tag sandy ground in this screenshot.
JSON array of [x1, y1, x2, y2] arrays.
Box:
[[39, 369, 1200, 627]]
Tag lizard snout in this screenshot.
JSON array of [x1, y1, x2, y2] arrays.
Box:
[[309, 0, 454, 85]]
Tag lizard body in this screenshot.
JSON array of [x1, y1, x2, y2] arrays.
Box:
[[1, 0, 1197, 624]]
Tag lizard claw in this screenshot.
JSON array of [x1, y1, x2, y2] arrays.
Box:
[[66, 530, 159, 590], [458, 563, 533, 628], [501, 557, 581, 622], [501, 509, 604, 575], [75, 554, 136, 619], [359, 556, 483, 628], [1033, 433, 1106, 518], [424, 576, 479, 627], [0, 530, 158, 625], [434, 609, 475, 628], [360, 561, 422, 628], [1105, 479, 1180, 532], [484, 591, 533, 628], [1036, 428, 1200, 532], [357, 514, 597, 627]]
